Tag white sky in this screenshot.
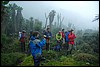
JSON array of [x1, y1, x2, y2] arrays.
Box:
[[9, 1, 99, 30]]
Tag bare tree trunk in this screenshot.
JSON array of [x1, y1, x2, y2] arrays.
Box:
[[49, 20, 51, 31], [57, 13, 64, 30], [57, 13, 60, 28], [54, 22, 56, 27], [45, 13, 48, 29]]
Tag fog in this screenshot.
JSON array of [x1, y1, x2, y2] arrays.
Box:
[[9, 1, 99, 30]]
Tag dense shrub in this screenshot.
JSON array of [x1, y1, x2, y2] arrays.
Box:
[[1, 38, 21, 53], [1, 34, 13, 45], [74, 53, 99, 64], [43, 50, 57, 60], [1, 52, 26, 66], [18, 55, 33, 66]]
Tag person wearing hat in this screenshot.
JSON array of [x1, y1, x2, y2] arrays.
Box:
[[60, 28, 65, 49], [65, 30, 70, 50], [44, 28, 52, 51], [56, 31, 62, 42], [20, 30, 26, 52], [29, 31, 46, 66], [54, 31, 62, 51], [67, 29, 76, 55]]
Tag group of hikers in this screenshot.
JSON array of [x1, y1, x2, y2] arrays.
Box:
[[19, 27, 76, 66], [55, 29, 76, 53]]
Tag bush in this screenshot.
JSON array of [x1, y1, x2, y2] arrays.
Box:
[[1, 38, 21, 53], [1, 34, 14, 44], [46, 50, 57, 59], [1, 52, 26, 66], [18, 55, 33, 66], [74, 53, 99, 64]]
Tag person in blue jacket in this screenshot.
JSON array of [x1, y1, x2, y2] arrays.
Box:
[[44, 28, 52, 51], [65, 30, 70, 50], [29, 31, 46, 66]]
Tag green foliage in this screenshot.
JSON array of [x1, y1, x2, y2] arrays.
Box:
[[18, 55, 33, 66], [19, 49, 99, 66], [52, 27, 60, 35], [1, 34, 9, 44], [1, 36, 21, 53], [2, 1, 9, 5], [80, 43, 93, 54], [34, 19, 42, 31], [74, 53, 99, 64], [43, 50, 57, 60], [1, 52, 26, 66]]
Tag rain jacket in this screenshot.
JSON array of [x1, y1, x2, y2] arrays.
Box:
[[68, 32, 76, 45], [29, 36, 46, 59], [20, 33, 26, 42], [65, 31, 70, 42], [45, 31, 52, 39], [56, 33, 62, 41], [60, 31, 65, 38]]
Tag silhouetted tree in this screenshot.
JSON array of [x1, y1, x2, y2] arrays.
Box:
[[44, 13, 49, 29], [16, 6, 23, 32], [48, 10, 56, 31], [92, 14, 99, 22], [29, 17, 34, 30], [1, 1, 9, 34]]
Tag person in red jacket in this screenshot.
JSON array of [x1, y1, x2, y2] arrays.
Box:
[[20, 30, 26, 52], [67, 29, 76, 55]]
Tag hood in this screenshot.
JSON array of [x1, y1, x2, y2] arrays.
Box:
[[33, 39, 40, 45], [30, 36, 35, 40]]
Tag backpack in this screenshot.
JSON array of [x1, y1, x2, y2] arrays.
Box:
[[65, 32, 70, 42]]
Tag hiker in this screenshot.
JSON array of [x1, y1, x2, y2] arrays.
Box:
[[67, 29, 76, 55], [60, 29, 65, 49], [56, 31, 62, 41], [18, 31, 22, 40], [20, 30, 26, 52], [54, 31, 62, 51], [44, 28, 52, 51], [29, 31, 46, 66], [65, 30, 70, 50]]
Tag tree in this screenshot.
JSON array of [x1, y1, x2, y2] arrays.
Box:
[[48, 10, 56, 31], [34, 19, 42, 31], [59, 13, 64, 30], [1, 1, 9, 34], [68, 22, 72, 30], [57, 13, 60, 28], [29, 17, 34, 30], [92, 14, 99, 22], [10, 3, 18, 33], [44, 13, 49, 29], [25, 19, 30, 32], [16, 6, 23, 32]]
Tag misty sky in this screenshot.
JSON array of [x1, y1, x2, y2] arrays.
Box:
[[9, 1, 99, 30]]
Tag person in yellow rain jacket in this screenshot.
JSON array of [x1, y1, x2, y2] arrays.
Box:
[[56, 31, 62, 41], [54, 31, 62, 51]]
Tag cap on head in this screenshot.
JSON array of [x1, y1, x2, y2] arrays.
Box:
[[62, 28, 64, 31], [70, 29, 74, 32], [47, 27, 50, 30], [22, 30, 26, 33]]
